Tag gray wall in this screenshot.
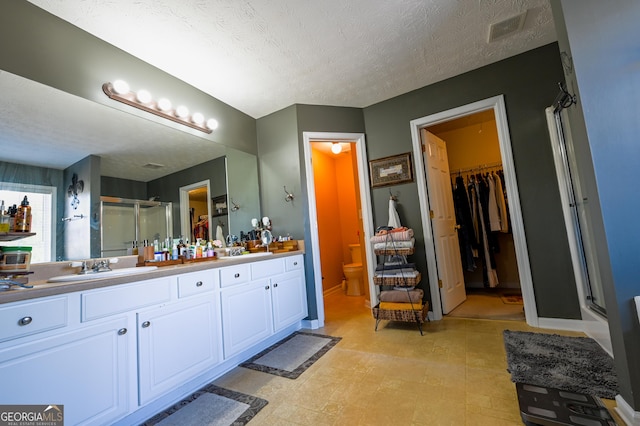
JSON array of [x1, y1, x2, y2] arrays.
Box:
[[102, 177, 148, 201], [0, 0, 257, 155], [256, 104, 366, 320], [63, 155, 101, 259], [147, 156, 226, 239], [553, 0, 640, 409], [362, 43, 580, 318]]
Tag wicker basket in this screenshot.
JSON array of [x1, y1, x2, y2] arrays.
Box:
[[373, 272, 421, 287], [372, 301, 429, 323], [374, 247, 414, 256]]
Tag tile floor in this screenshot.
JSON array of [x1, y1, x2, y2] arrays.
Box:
[[213, 292, 622, 425]]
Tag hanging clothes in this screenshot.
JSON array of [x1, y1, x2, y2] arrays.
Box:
[[474, 175, 499, 287], [493, 171, 509, 233], [452, 176, 477, 272]]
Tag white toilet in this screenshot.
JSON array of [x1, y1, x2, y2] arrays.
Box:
[[343, 244, 364, 296]]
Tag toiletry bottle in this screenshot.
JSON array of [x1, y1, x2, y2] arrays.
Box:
[[132, 241, 139, 256], [0, 200, 8, 233], [14, 196, 32, 232], [172, 243, 178, 260]]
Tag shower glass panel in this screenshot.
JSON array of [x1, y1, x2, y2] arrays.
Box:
[[100, 197, 172, 257], [549, 109, 606, 317]]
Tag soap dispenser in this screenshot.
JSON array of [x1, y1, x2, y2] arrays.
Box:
[[14, 196, 32, 232]]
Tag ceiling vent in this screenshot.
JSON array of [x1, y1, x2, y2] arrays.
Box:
[[142, 162, 165, 169], [488, 11, 528, 42]]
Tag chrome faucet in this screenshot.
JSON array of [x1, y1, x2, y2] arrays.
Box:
[[91, 259, 113, 273]]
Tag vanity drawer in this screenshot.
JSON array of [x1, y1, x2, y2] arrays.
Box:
[[251, 258, 285, 279], [285, 255, 303, 272], [177, 270, 219, 298], [220, 264, 250, 288], [81, 277, 173, 321], [0, 296, 68, 342]]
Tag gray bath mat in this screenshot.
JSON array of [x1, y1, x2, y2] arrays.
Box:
[[240, 331, 341, 379], [503, 330, 619, 399], [142, 384, 267, 426]]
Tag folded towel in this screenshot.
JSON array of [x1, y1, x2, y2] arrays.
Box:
[[376, 262, 415, 271], [379, 302, 423, 311], [375, 270, 419, 278], [370, 229, 414, 243], [373, 239, 415, 250], [379, 289, 423, 303]]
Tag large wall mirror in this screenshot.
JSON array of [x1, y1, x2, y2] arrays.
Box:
[[0, 70, 261, 262]]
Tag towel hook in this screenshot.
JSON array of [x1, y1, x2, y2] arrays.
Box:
[[389, 190, 398, 201], [284, 186, 295, 203], [230, 198, 240, 211]]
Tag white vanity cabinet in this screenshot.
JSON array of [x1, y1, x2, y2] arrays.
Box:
[[137, 270, 221, 405], [220, 276, 273, 359], [221, 254, 307, 358], [0, 295, 131, 426], [272, 256, 307, 332]]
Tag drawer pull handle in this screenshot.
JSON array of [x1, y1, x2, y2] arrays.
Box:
[[118, 328, 127, 335], [293, 262, 298, 266], [265, 285, 270, 290], [18, 316, 32, 326], [142, 321, 151, 328], [234, 273, 240, 278], [196, 281, 203, 287]]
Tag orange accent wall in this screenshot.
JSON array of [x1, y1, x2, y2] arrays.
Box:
[[312, 147, 346, 291]]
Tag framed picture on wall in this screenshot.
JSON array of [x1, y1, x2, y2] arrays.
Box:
[[369, 152, 414, 188]]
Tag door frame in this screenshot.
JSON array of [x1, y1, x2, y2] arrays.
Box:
[[302, 132, 375, 327], [179, 180, 212, 242], [410, 95, 538, 326]]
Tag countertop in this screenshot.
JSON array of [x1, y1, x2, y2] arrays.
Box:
[[0, 250, 305, 305]]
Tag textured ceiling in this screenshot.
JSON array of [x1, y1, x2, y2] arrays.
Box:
[[28, 0, 556, 119], [3, 0, 556, 182]]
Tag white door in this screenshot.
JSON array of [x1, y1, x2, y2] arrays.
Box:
[[422, 129, 466, 313]]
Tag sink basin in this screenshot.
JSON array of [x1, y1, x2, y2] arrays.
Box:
[[217, 252, 274, 260], [47, 266, 158, 283]]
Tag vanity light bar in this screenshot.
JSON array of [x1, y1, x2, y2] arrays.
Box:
[[102, 81, 219, 134]]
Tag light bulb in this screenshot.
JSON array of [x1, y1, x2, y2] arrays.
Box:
[[206, 118, 219, 130], [331, 142, 342, 154], [175, 105, 189, 118], [136, 89, 152, 104], [112, 80, 130, 95], [157, 98, 172, 111], [192, 112, 204, 125]]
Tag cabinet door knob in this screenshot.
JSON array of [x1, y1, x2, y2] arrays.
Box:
[[293, 261, 298, 266], [142, 321, 151, 328], [234, 273, 240, 278], [18, 316, 32, 326], [265, 285, 270, 290], [196, 281, 203, 287], [274, 283, 278, 288], [118, 328, 127, 335]]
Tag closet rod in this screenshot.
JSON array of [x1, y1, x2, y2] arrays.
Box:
[[450, 161, 502, 175]]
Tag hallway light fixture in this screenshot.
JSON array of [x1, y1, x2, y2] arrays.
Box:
[[102, 80, 219, 134], [331, 142, 342, 154]]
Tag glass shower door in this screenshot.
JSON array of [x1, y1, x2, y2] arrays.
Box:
[[100, 197, 172, 258]]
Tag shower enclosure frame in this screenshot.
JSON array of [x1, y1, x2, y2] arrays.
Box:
[[100, 196, 173, 258]]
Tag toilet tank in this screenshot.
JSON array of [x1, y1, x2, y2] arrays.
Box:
[[348, 244, 362, 264]]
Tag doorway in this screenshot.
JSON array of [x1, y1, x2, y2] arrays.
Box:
[[179, 180, 212, 243], [303, 132, 375, 328], [425, 112, 523, 321], [410, 95, 538, 326]]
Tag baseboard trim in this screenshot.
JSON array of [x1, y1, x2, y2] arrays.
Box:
[[536, 317, 584, 333], [616, 394, 640, 425], [323, 284, 343, 297], [301, 319, 322, 329]]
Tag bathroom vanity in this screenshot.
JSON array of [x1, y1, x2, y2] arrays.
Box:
[[0, 252, 306, 425]]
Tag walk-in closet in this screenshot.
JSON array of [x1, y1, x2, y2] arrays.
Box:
[[427, 110, 523, 320]]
